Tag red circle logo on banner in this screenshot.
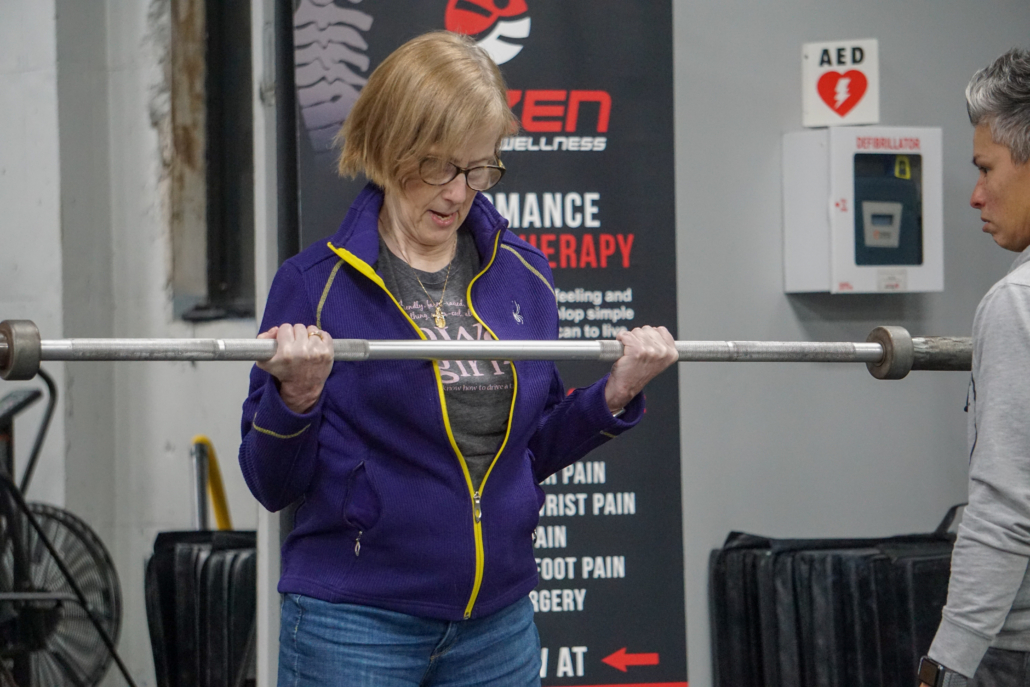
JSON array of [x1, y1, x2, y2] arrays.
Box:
[[445, 0, 529, 36], [817, 70, 868, 117]]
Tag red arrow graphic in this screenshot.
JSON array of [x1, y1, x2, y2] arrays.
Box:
[[602, 647, 660, 672]]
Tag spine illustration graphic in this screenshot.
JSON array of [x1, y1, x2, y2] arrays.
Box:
[[293, 0, 373, 155]]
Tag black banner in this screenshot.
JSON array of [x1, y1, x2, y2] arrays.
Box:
[[290, 2, 684, 684]]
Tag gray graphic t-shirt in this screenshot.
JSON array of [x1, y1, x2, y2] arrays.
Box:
[[377, 229, 515, 490]]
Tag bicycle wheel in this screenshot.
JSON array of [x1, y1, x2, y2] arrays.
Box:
[[0, 503, 121, 686]]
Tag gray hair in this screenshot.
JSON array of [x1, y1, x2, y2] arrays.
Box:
[[966, 49, 1030, 164]]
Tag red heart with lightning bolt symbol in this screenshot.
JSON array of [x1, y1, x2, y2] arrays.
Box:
[[817, 70, 868, 116]]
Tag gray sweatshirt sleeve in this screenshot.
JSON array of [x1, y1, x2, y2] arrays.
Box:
[[929, 279, 1030, 677]]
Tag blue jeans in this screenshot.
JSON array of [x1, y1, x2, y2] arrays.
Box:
[[278, 594, 541, 687]]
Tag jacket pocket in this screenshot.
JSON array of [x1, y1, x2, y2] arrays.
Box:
[[341, 461, 382, 556]]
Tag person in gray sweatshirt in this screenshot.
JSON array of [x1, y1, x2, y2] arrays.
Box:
[[919, 49, 1030, 687]]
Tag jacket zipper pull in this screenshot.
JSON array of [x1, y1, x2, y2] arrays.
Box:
[[473, 492, 482, 523], [354, 530, 363, 557]]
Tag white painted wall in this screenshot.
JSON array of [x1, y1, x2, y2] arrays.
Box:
[[3, 1, 261, 684], [4, 1, 1030, 685], [0, 0, 66, 507], [250, 0, 282, 681], [57, 0, 117, 561], [673, 2, 1030, 685], [104, 2, 259, 682]]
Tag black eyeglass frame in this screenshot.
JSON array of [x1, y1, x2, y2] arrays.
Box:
[[418, 157, 506, 191]]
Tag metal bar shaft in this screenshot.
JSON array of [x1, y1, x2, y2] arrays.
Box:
[[36, 337, 888, 364], [191, 441, 209, 531]]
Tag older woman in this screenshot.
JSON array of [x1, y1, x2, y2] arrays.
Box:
[[239, 31, 677, 686]]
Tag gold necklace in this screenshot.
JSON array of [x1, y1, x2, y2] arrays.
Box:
[[396, 235, 457, 328], [415, 252, 454, 328], [379, 213, 458, 328]]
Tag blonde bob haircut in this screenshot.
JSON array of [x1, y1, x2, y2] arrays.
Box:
[[337, 31, 517, 191]]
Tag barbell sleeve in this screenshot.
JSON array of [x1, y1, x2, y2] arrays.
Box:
[[911, 335, 974, 371], [0, 319, 972, 382], [0, 320, 41, 382]]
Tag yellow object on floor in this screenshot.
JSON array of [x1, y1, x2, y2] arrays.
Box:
[[192, 435, 233, 530]]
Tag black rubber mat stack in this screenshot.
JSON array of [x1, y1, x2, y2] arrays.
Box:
[[710, 507, 961, 687], [145, 530, 257, 687]]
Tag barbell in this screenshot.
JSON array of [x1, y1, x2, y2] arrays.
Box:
[[0, 319, 971, 382]]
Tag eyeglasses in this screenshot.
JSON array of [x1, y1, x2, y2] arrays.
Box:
[[418, 157, 506, 191]]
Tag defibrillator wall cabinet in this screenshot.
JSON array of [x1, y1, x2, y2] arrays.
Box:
[[783, 126, 943, 293]]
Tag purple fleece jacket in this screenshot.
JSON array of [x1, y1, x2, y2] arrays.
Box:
[[239, 183, 644, 621]]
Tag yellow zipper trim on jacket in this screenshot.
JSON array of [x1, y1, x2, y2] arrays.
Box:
[[326, 240, 485, 619], [326, 242, 423, 337], [501, 244, 555, 301], [468, 232, 518, 491], [460, 230, 520, 619], [316, 259, 345, 329]]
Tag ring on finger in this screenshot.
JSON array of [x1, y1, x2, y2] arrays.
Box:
[[308, 329, 322, 338]]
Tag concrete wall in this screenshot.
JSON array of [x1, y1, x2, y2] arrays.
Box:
[[673, 2, 1030, 685]]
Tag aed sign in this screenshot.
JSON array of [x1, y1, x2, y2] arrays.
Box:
[[802, 38, 880, 127]]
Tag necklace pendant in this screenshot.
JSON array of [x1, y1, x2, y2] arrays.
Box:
[[433, 308, 447, 328]]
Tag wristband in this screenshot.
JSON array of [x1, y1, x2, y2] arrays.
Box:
[[918, 656, 968, 687]]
